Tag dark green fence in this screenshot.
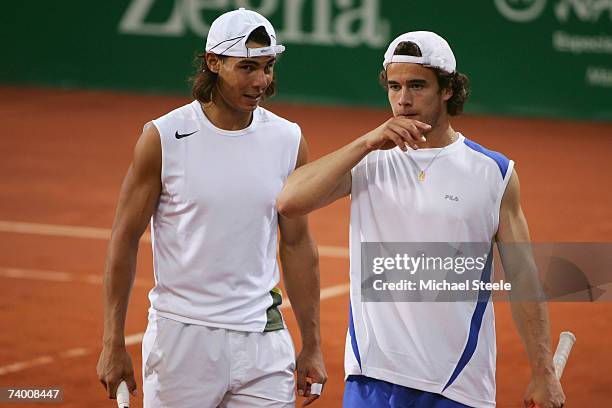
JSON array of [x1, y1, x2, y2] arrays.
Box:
[[2, 0, 611, 120]]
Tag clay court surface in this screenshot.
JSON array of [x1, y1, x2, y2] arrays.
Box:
[[0, 86, 611, 407]]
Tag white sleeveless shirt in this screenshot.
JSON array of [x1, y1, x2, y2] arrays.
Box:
[[346, 133, 514, 407], [149, 101, 301, 332]]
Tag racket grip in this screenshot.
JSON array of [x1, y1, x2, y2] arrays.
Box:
[[116, 381, 130, 408], [553, 331, 576, 379], [528, 331, 576, 408]]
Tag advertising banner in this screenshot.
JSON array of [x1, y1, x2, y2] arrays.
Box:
[[2, 1, 610, 120]]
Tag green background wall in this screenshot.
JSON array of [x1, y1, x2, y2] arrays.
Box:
[[2, 0, 611, 120]]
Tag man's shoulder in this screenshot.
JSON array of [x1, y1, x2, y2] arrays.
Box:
[[255, 106, 300, 131], [461, 135, 512, 180], [156, 101, 198, 122], [151, 101, 199, 136]]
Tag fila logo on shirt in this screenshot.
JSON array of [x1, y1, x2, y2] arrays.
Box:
[[444, 194, 459, 202]]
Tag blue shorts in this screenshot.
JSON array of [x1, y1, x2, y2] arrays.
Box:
[[343, 375, 472, 408]]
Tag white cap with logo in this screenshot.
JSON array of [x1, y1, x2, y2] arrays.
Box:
[[206, 8, 285, 58], [383, 31, 456, 73]]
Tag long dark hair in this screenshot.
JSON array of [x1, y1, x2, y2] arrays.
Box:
[[190, 26, 277, 103]]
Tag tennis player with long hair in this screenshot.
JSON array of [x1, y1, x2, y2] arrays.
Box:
[[97, 8, 326, 407]]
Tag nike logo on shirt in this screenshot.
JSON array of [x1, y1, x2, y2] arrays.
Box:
[[175, 130, 198, 139]]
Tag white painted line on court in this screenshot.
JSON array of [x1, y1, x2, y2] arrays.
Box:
[[0, 220, 116, 241], [318, 245, 349, 258], [0, 267, 349, 293], [60, 348, 90, 358], [0, 283, 350, 376], [320, 283, 350, 299], [0, 267, 72, 282], [0, 220, 349, 258], [0, 356, 54, 376], [125, 333, 144, 346], [0, 267, 150, 288]]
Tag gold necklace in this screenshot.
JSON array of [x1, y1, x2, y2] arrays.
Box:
[[408, 133, 456, 182]]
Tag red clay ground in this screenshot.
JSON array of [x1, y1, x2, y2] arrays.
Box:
[[0, 86, 611, 407]]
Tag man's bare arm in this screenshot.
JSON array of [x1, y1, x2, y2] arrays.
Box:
[[496, 170, 564, 408], [276, 135, 353, 218], [277, 118, 431, 218], [278, 136, 327, 406], [96, 123, 161, 399]]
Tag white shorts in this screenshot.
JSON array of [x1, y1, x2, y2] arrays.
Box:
[[142, 314, 296, 407]]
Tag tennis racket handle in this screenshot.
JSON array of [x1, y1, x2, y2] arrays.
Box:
[[116, 381, 130, 408], [528, 331, 575, 408], [553, 331, 576, 379]]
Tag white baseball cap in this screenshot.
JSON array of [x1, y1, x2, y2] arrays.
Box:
[[206, 8, 285, 58], [383, 31, 456, 73]]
